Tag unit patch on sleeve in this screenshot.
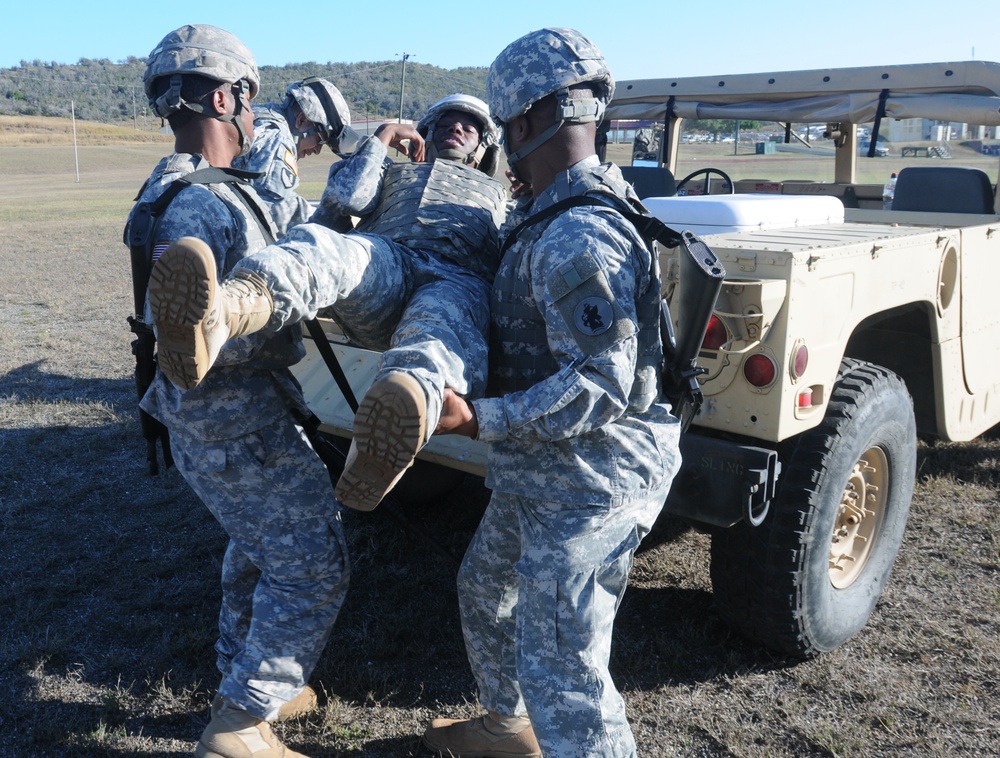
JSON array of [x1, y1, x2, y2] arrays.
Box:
[[281, 148, 299, 188], [550, 250, 635, 355]]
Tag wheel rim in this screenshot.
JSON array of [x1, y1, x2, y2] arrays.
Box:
[[829, 445, 889, 588]]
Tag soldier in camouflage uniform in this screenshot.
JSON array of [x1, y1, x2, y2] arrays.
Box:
[[148, 93, 507, 513], [232, 77, 359, 235], [424, 29, 682, 758], [127, 25, 348, 758]]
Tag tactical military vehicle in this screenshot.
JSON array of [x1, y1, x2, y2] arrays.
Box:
[[293, 60, 1000, 658]]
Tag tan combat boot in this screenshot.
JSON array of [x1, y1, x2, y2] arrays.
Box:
[[422, 711, 541, 758], [148, 237, 273, 391], [211, 685, 318, 723], [195, 699, 309, 757], [334, 371, 427, 511]]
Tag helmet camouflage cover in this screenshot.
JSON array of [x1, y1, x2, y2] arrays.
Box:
[[143, 24, 259, 118], [486, 27, 614, 124], [285, 77, 359, 154]]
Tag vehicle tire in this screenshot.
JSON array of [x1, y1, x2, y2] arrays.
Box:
[[709, 358, 916, 658]]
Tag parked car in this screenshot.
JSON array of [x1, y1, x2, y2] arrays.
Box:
[[859, 139, 890, 156]]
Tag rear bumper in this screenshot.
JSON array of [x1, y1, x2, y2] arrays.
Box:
[[666, 434, 781, 528]]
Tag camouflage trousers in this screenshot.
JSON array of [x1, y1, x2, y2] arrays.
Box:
[[236, 223, 491, 433], [457, 487, 668, 758], [170, 415, 349, 721]]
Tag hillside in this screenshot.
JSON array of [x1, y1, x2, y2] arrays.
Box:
[[1, 57, 488, 127]]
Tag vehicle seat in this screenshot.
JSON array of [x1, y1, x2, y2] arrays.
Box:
[[891, 166, 996, 214], [620, 165, 677, 200]]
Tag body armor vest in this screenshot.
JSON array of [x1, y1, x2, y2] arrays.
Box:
[[355, 159, 506, 282], [490, 194, 663, 412]]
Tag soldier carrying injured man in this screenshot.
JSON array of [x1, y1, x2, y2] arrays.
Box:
[[148, 92, 508, 513]]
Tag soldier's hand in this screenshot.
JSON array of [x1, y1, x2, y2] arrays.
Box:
[[506, 168, 531, 199], [374, 123, 426, 161], [435, 388, 478, 438]]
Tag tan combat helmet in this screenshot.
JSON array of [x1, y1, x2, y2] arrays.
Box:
[[486, 27, 614, 170], [285, 77, 361, 156], [417, 93, 502, 176], [143, 24, 259, 154]]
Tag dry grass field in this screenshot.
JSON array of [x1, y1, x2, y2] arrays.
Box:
[[1, 117, 998, 757]]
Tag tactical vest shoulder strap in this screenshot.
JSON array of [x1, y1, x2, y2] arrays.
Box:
[[500, 193, 684, 257], [497, 191, 724, 432]]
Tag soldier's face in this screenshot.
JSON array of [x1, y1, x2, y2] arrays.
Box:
[[298, 128, 325, 158], [433, 110, 482, 157]]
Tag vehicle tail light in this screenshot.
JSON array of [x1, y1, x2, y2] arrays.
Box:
[[791, 342, 809, 380], [744, 353, 777, 387], [702, 315, 728, 350]]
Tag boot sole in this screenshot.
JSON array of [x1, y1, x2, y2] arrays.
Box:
[[335, 373, 426, 511], [148, 237, 217, 391]]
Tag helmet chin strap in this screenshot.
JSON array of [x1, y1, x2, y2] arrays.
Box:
[[215, 80, 252, 156], [429, 144, 485, 169], [504, 119, 563, 177], [504, 88, 605, 178]]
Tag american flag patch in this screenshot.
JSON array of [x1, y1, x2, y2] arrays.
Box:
[[151, 241, 172, 263]]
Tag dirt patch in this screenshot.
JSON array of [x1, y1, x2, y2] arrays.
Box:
[[0, 126, 997, 757]]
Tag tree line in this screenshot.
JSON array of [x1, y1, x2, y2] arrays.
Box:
[[1, 57, 488, 127]]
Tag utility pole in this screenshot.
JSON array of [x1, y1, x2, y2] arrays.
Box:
[[71, 99, 80, 183], [396, 52, 411, 123]]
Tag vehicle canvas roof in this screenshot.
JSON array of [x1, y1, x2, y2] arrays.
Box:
[[607, 60, 1000, 127]]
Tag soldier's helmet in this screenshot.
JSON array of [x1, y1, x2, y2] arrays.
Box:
[[416, 94, 502, 176], [285, 77, 360, 155], [143, 24, 259, 119], [486, 27, 614, 125]]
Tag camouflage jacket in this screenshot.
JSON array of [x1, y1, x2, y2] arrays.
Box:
[[473, 156, 680, 505], [232, 104, 314, 235], [126, 153, 306, 441]]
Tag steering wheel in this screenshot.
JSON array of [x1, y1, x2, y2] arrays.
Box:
[[676, 167, 734, 196]]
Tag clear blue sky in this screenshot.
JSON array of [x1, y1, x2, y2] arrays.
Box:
[[3, 0, 998, 80]]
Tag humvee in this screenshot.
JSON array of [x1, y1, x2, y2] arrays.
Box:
[[292, 61, 1000, 658]]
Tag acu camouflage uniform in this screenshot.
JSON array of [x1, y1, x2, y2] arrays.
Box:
[[232, 103, 314, 235], [460, 47, 682, 753], [461, 156, 681, 758], [234, 134, 507, 434], [126, 153, 349, 722]]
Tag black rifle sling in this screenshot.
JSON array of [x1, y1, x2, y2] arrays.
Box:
[[303, 319, 359, 414]]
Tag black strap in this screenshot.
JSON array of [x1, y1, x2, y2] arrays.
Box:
[[500, 193, 683, 257], [216, 180, 357, 422], [304, 319, 359, 414], [869, 89, 890, 159]]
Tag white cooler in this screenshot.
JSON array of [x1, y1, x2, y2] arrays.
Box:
[[644, 193, 845, 236]]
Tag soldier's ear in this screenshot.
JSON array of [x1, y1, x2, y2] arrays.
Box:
[[507, 114, 530, 145], [211, 87, 230, 116]]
